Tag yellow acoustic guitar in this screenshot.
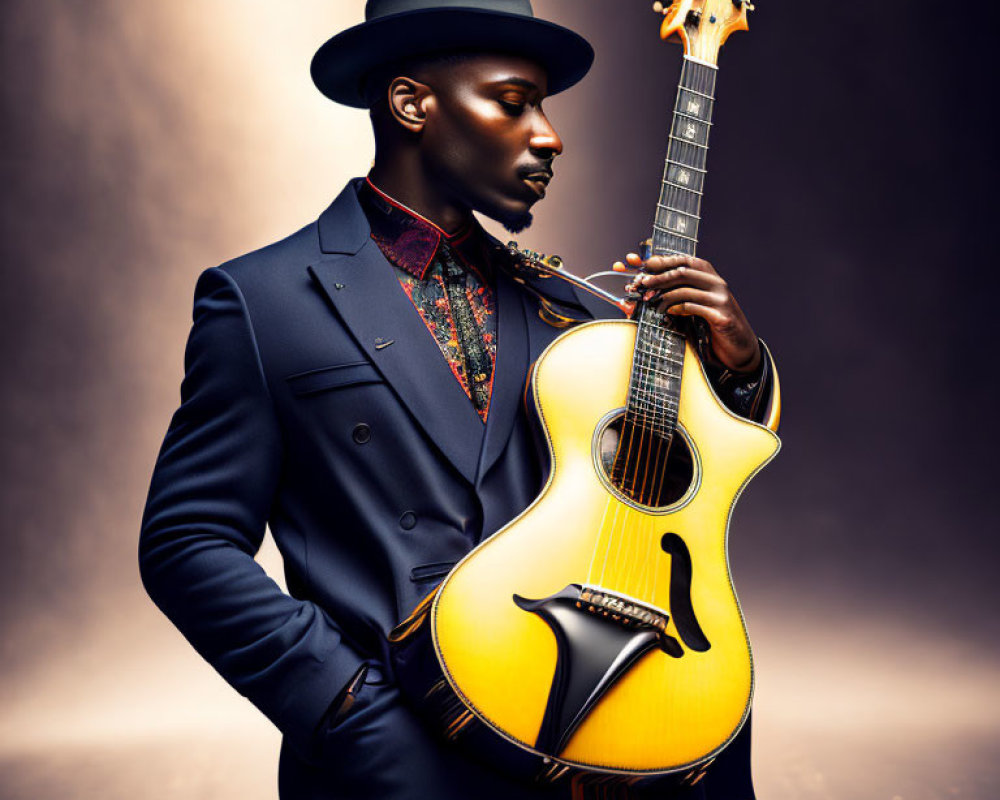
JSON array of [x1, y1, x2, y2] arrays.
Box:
[[391, 0, 780, 786]]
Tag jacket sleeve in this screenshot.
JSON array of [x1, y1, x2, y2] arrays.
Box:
[[698, 339, 780, 428], [138, 266, 364, 758], [689, 317, 780, 429]]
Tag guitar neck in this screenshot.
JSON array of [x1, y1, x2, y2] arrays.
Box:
[[651, 57, 718, 259], [624, 58, 719, 440]]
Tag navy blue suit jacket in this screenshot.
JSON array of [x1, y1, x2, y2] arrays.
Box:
[[139, 179, 758, 800]]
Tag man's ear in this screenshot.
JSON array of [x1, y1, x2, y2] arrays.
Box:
[[388, 77, 431, 133]]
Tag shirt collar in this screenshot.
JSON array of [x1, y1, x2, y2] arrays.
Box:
[[358, 177, 489, 280]]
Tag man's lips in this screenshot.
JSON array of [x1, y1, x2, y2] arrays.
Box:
[[522, 171, 552, 197]]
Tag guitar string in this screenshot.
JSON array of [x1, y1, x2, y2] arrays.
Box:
[[623, 335, 655, 593], [594, 57, 715, 603], [603, 336, 648, 592], [656, 60, 716, 612], [625, 57, 696, 599], [647, 314, 681, 601], [622, 306, 663, 597], [637, 312, 673, 600], [596, 339, 642, 586], [587, 483, 617, 585], [647, 57, 711, 607], [628, 321, 659, 596], [594, 399, 628, 585], [646, 375, 676, 604]]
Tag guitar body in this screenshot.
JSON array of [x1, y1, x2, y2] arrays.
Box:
[[432, 320, 780, 774]]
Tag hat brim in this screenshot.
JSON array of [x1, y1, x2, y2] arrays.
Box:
[[311, 8, 594, 108]]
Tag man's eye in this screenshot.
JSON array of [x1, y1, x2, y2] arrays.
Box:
[[499, 100, 526, 116]]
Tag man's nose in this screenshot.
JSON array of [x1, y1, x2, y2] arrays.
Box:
[[529, 112, 563, 157]]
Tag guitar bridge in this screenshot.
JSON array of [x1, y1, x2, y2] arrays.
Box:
[[577, 585, 671, 636]]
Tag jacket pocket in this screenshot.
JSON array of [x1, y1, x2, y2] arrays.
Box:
[[409, 561, 457, 584], [285, 362, 382, 396]]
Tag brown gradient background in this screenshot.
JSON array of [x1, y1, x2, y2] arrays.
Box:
[[1, 2, 997, 798]]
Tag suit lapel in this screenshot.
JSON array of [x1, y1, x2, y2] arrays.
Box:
[[476, 267, 529, 482], [308, 181, 486, 485]]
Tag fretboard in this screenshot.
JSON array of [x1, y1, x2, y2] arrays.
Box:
[[625, 58, 719, 442], [653, 58, 717, 259]]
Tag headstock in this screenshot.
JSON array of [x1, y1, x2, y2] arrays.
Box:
[[652, 0, 753, 65]]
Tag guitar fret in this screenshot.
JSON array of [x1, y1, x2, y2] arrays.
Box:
[[677, 91, 714, 122], [635, 342, 683, 356], [662, 180, 703, 196], [674, 111, 712, 126], [662, 165, 705, 196], [634, 358, 684, 371], [636, 336, 681, 350], [652, 233, 696, 251], [632, 368, 681, 384], [630, 380, 681, 397], [657, 202, 701, 220], [629, 398, 679, 413], [660, 186, 702, 218], [655, 211, 699, 238], [671, 116, 711, 148], [651, 237, 696, 258], [653, 223, 698, 243], [628, 409, 677, 423], [677, 84, 714, 101], [669, 134, 709, 151], [634, 378, 679, 396], [665, 161, 706, 175]]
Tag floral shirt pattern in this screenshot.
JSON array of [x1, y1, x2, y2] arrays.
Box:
[[358, 178, 497, 422]]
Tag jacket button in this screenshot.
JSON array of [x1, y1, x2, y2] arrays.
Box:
[[399, 511, 417, 531], [352, 423, 371, 444]]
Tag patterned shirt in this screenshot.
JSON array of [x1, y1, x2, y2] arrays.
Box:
[[358, 178, 497, 422]]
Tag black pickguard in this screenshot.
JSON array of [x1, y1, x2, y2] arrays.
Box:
[[514, 532, 709, 756]]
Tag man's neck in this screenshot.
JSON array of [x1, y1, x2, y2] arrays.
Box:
[[367, 162, 473, 236]]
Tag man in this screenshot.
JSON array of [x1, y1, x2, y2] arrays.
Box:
[[139, 2, 777, 799]]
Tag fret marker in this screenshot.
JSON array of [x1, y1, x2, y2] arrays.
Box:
[[675, 218, 688, 233], [687, 100, 702, 115], [684, 123, 697, 139], [677, 170, 690, 185]]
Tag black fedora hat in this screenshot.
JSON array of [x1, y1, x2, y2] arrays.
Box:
[[311, 0, 594, 108]]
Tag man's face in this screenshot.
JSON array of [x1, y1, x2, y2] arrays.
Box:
[[418, 54, 563, 233]]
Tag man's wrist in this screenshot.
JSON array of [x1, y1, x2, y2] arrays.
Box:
[[725, 340, 763, 376]]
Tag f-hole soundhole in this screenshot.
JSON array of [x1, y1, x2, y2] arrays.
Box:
[[598, 414, 694, 508]]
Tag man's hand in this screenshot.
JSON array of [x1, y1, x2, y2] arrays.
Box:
[[617, 253, 761, 374]]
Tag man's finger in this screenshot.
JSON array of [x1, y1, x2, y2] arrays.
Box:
[[638, 266, 723, 292], [624, 253, 719, 276], [654, 287, 721, 309], [663, 301, 728, 327]]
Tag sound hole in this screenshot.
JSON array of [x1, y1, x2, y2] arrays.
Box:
[[598, 414, 695, 508]]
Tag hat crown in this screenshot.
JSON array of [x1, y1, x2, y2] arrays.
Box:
[[316, 0, 589, 107], [365, 0, 534, 22]]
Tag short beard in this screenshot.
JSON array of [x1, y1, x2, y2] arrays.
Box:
[[494, 209, 534, 235]]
